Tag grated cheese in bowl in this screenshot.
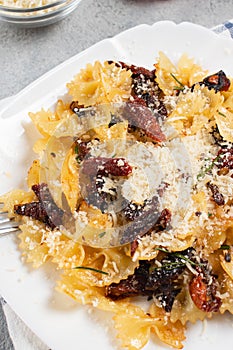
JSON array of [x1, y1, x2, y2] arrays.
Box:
[[0, 0, 82, 27], [0, 0, 57, 8]]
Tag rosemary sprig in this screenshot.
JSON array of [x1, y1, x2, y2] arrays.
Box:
[[197, 154, 222, 180], [154, 247, 170, 253], [73, 266, 109, 275], [219, 244, 230, 250], [74, 145, 79, 154], [173, 86, 185, 91], [170, 73, 185, 91], [74, 145, 81, 164], [98, 231, 106, 238], [218, 110, 227, 118], [153, 249, 204, 271], [172, 253, 204, 267]]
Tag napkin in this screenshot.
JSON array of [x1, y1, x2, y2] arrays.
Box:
[[0, 298, 48, 350], [213, 20, 233, 37], [1, 19, 233, 350]]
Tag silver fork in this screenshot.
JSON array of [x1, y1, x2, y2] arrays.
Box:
[[0, 207, 20, 237]]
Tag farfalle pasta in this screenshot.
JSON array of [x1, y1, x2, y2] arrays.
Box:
[[1, 54, 233, 349], [67, 61, 132, 106]]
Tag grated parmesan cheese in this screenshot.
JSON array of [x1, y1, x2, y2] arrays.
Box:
[[0, 0, 57, 8]]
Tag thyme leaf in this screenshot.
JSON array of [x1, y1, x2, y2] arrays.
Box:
[[98, 231, 106, 238], [219, 244, 230, 250], [197, 154, 222, 180], [74, 145, 79, 154], [154, 247, 170, 253], [173, 253, 204, 267], [170, 73, 185, 90], [218, 110, 227, 118], [73, 266, 109, 275], [74, 145, 82, 163], [173, 86, 185, 91], [153, 250, 204, 272]]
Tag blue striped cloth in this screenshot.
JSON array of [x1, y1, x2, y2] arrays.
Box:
[[213, 20, 233, 38]]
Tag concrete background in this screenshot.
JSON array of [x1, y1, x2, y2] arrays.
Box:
[[0, 0, 232, 349], [0, 0, 232, 100]]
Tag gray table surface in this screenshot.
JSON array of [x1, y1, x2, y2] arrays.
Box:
[[0, 0, 232, 349]]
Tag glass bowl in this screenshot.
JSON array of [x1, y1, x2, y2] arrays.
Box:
[[0, 0, 82, 27]]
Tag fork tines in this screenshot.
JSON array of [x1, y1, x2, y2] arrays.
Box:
[[0, 210, 19, 236]]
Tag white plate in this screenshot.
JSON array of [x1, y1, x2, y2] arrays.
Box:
[[1, 21, 233, 350]]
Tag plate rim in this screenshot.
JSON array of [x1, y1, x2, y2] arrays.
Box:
[[0, 20, 231, 120], [1, 20, 233, 350]]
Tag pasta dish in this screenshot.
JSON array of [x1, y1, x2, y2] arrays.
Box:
[[1, 52, 233, 349]]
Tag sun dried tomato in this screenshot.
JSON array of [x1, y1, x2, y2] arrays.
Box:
[[111, 62, 155, 81], [106, 260, 151, 300], [120, 195, 160, 244], [80, 157, 132, 212], [99, 158, 133, 177], [130, 239, 139, 257], [189, 276, 208, 310], [107, 248, 195, 312], [74, 139, 91, 162], [217, 147, 233, 169], [189, 270, 222, 312], [108, 61, 167, 118], [14, 183, 64, 229], [82, 179, 109, 213], [207, 181, 225, 206], [201, 70, 230, 92], [122, 181, 170, 245], [81, 157, 132, 177], [153, 208, 172, 231], [129, 208, 171, 256], [15, 201, 48, 223], [129, 95, 147, 108], [123, 102, 166, 142]]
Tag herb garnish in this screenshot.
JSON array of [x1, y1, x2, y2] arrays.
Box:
[[219, 244, 230, 250], [153, 248, 203, 270], [154, 247, 170, 253], [74, 145, 79, 154], [73, 266, 109, 275], [197, 154, 222, 180], [98, 231, 106, 238], [170, 73, 185, 91], [172, 253, 203, 267], [74, 145, 81, 164], [218, 110, 227, 118]]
